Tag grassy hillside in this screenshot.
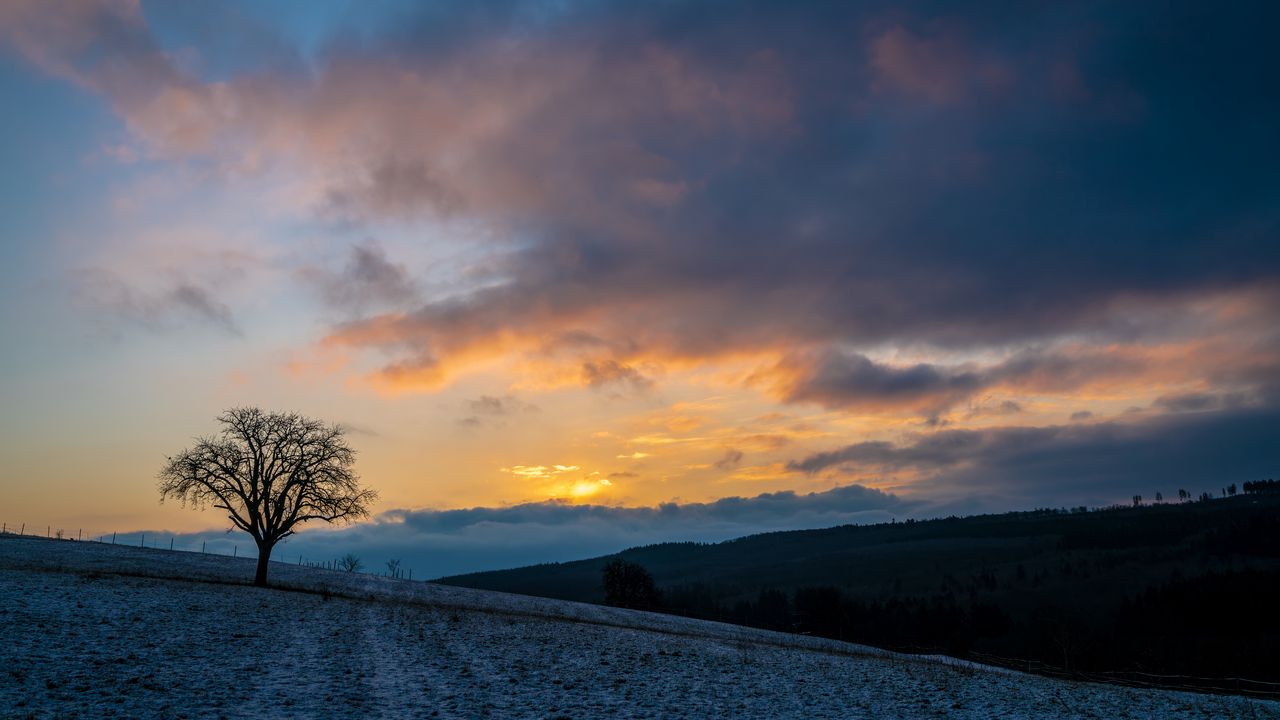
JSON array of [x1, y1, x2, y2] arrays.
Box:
[[438, 493, 1280, 687], [10, 536, 1270, 718]]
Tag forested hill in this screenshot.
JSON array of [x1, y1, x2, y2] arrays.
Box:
[[437, 491, 1280, 685]]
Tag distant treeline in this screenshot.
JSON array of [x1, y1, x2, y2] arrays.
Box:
[[660, 568, 1280, 682], [1244, 479, 1280, 495], [440, 490, 1280, 684]]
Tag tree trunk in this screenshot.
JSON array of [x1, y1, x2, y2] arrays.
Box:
[[254, 541, 274, 587]]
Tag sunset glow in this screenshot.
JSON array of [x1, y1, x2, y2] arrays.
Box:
[[0, 0, 1276, 578]]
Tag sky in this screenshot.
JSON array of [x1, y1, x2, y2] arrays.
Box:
[[1, 0, 1277, 578]]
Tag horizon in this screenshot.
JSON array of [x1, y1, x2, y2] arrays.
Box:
[[11, 480, 1264, 581], [2, 1, 1278, 579]]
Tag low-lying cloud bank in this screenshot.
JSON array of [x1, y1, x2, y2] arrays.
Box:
[[790, 406, 1280, 505], [167, 484, 912, 580]]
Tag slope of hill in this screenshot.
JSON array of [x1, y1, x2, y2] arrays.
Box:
[[3, 535, 1274, 718], [438, 494, 1280, 686]]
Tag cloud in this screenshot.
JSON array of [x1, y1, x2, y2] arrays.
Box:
[[10, 2, 1278, 396], [458, 394, 541, 428], [6, 2, 1280, 436], [766, 347, 1149, 415], [789, 406, 1280, 506], [966, 399, 1023, 418], [299, 242, 417, 314], [1152, 392, 1245, 413], [772, 349, 984, 413], [78, 270, 241, 335], [469, 395, 538, 416], [582, 360, 653, 393], [714, 448, 745, 470], [868, 24, 1013, 105]]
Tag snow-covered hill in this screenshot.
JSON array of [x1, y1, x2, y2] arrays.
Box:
[[0, 535, 1273, 719]]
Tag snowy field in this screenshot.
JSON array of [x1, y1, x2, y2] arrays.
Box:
[[0, 535, 1275, 719]]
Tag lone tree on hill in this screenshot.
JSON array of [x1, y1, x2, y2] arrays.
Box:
[[158, 407, 377, 586]]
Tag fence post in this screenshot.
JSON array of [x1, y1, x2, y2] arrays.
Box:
[[169, 538, 174, 551], [409, 569, 412, 581], [20, 524, 24, 535], [111, 532, 116, 544], [47, 526, 50, 538], [233, 545, 237, 558], [141, 534, 145, 548], [202, 541, 206, 554], [78, 529, 82, 541]]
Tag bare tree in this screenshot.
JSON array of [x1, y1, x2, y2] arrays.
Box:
[[602, 559, 661, 610], [339, 553, 363, 573], [158, 407, 377, 586]]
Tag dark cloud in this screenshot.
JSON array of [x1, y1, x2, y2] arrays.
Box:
[[468, 395, 539, 416], [789, 407, 1280, 507], [777, 350, 984, 413], [1070, 410, 1094, 421], [168, 284, 240, 335], [581, 360, 653, 392], [326, 159, 466, 220], [714, 448, 744, 470], [301, 242, 417, 314], [773, 348, 1146, 415], [967, 400, 1023, 418], [162, 482, 914, 578], [323, 0, 1279, 377], [1152, 392, 1248, 413], [459, 394, 540, 428], [18, 1, 1277, 395], [79, 271, 241, 336]]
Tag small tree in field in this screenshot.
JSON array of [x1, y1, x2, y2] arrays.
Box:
[[339, 554, 363, 573], [158, 407, 377, 586], [602, 559, 661, 610]]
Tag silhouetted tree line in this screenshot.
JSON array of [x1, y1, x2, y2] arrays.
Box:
[[1244, 479, 1280, 495], [1116, 569, 1280, 678], [651, 569, 1280, 680]]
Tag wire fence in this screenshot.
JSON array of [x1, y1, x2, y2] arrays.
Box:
[[0, 521, 414, 580]]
